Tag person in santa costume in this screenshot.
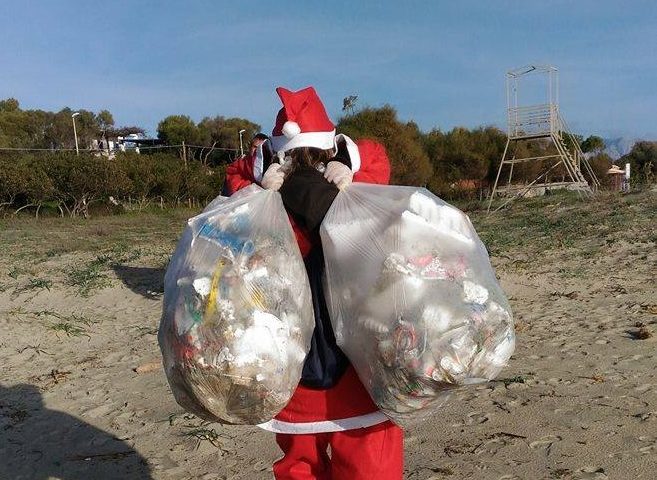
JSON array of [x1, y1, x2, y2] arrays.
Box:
[[225, 86, 403, 480]]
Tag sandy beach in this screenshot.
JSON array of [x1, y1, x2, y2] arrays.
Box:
[[1, 190, 656, 480]]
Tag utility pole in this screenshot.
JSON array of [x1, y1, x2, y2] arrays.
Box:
[[71, 112, 80, 155], [239, 129, 246, 157]]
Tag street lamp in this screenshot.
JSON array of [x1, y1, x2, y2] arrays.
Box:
[[71, 112, 80, 155], [239, 129, 246, 157]]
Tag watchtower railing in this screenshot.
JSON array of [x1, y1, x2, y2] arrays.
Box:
[[507, 103, 558, 138]]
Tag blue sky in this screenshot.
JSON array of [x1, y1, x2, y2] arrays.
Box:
[[1, 1, 656, 139]]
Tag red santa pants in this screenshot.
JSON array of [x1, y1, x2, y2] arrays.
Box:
[[273, 420, 403, 480]]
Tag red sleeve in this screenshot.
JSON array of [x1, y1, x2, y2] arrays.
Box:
[[224, 155, 256, 195], [352, 139, 391, 186]]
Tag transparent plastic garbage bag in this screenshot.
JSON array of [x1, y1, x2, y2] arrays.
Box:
[[159, 185, 314, 424], [320, 184, 515, 424]]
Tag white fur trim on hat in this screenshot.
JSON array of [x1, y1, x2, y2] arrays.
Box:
[[334, 134, 361, 173], [253, 144, 264, 182], [271, 129, 336, 153], [253, 139, 274, 182], [282, 121, 301, 139]]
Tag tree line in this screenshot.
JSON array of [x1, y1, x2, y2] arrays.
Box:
[[0, 98, 143, 149], [1, 97, 655, 217], [156, 114, 259, 165]]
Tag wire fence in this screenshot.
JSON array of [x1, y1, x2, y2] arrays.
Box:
[[0, 144, 240, 152]]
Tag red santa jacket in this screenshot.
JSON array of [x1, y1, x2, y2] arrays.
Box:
[[225, 137, 391, 432]]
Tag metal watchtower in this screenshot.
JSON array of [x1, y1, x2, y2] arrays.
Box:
[[487, 65, 599, 212]]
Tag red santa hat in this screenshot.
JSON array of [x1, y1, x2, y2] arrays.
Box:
[[270, 86, 337, 153]]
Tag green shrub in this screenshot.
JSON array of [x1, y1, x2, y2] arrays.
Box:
[[0, 151, 225, 217], [41, 153, 132, 217]]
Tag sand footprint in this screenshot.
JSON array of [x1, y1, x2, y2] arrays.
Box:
[[80, 402, 115, 419], [638, 436, 657, 454], [634, 383, 653, 393], [465, 411, 490, 425], [572, 466, 608, 479], [453, 411, 490, 426], [633, 411, 656, 421], [529, 435, 562, 450], [474, 437, 509, 455]]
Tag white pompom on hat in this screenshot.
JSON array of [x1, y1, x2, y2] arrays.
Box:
[[281, 120, 301, 139]]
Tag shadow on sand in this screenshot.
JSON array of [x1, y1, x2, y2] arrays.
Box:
[[112, 264, 165, 300], [0, 383, 153, 480]]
